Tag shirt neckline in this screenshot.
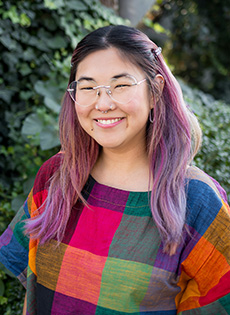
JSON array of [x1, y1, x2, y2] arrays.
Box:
[[88, 174, 151, 194]]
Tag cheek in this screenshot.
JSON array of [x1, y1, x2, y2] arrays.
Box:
[[127, 93, 151, 116], [75, 105, 90, 122], [74, 106, 91, 132], [75, 104, 86, 116]]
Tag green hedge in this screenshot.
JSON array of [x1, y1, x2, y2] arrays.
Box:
[[145, 0, 230, 103], [180, 80, 230, 199], [0, 0, 126, 216]]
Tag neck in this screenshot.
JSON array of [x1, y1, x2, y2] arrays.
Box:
[[91, 145, 151, 191]]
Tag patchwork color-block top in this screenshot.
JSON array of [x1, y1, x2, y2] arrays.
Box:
[[0, 153, 230, 314]]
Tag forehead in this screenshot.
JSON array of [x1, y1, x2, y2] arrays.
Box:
[[75, 48, 144, 81]]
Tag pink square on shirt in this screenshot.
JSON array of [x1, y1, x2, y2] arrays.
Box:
[[68, 205, 123, 256]]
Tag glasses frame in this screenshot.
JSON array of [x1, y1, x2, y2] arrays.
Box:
[[67, 75, 146, 107]]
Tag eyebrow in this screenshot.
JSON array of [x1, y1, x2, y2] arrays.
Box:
[[77, 73, 130, 82], [112, 72, 130, 79], [77, 76, 95, 82]]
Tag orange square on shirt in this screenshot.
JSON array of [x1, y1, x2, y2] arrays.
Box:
[[55, 246, 107, 305], [176, 236, 230, 312]]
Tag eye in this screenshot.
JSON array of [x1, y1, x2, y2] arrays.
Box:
[[80, 86, 94, 90], [78, 80, 97, 91], [115, 84, 131, 89]]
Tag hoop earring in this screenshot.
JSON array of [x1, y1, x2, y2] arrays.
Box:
[[149, 109, 154, 123]]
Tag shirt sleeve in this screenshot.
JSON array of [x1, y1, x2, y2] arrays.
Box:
[[0, 153, 63, 289], [0, 192, 32, 288], [176, 169, 230, 314]]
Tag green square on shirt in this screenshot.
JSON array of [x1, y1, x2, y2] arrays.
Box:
[[98, 256, 153, 313]]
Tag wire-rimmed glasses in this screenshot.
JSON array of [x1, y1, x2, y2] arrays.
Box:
[[67, 75, 146, 107]]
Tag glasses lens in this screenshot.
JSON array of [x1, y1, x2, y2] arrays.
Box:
[[68, 80, 97, 106], [67, 75, 139, 106], [110, 76, 137, 104]]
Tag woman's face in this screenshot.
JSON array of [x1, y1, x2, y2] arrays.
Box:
[[74, 48, 153, 152]]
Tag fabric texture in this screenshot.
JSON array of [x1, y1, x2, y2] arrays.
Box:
[[0, 153, 230, 314]]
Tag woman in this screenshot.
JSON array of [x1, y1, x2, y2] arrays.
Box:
[[0, 25, 229, 315]]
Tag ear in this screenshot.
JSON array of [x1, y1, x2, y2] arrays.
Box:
[[155, 74, 165, 94], [149, 74, 165, 109]]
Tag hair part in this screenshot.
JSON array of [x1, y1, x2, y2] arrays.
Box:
[[26, 25, 202, 255]]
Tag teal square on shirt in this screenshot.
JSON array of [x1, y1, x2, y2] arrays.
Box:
[[123, 191, 152, 217]]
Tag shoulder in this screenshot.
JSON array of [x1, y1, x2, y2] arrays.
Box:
[[186, 165, 224, 199], [185, 166, 229, 233], [33, 152, 63, 196]]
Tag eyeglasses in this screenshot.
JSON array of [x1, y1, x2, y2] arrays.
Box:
[[67, 75, 146, 107]]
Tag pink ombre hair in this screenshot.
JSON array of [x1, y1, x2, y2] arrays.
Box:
[[26, 26, 201, 255]]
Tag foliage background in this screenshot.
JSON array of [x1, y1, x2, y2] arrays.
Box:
[[0, 0, 229, 313], [143, 0, 230, 103]]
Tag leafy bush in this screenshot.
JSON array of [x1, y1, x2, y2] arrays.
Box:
[[145, 0, 230, 103], [0, 0, 126, 211], [180, 80, 230, 199], [0, 0, 126, 194]]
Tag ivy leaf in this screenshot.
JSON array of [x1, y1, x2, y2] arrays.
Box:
[[19, 63, 32, 76], [46, 36, 68, 49], [34, 81, 48, 97], [0, 89, 14, 102], [44, 97, 61, 113], [28, 36, 49, 52], [35, 80, 63, 103], [0, 263, 15, 278], [0, 34, 17, 50], [66, 0, 88, 11], [40, 125, 60, 150], [20, 13, 31, 27], [2, 6, 20, 24], [21, 113, 44, 135], [23, 48, 35, 61], [44, 0, 64, 10], [11, 195, 26, 212]]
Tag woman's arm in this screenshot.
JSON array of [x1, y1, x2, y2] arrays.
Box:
[[176, 175, 230, 313]]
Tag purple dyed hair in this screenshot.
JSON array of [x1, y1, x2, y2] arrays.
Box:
[[26, 25, 201, 255]]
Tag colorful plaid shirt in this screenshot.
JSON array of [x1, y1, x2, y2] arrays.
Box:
[[0, 153, 230, 314]]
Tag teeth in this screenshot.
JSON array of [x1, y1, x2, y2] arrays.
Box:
[[97, 118, 122, 124]]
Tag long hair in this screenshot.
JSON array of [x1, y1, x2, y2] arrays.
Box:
[[26, 25, 201, 254]]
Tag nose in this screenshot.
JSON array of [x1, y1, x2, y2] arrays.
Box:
[[95, 87, 115, 112]]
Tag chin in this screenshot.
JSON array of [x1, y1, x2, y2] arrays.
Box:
[[97, 143, 121, 149], [91, 135, 124, 147], [94, 139, 124, 150]]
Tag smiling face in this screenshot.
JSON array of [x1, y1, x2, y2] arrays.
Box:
[[74, 48, 153, 153]]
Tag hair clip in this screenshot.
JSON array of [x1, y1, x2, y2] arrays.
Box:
[[155, 47, 162, 57], [71, 63, 73, 68]]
